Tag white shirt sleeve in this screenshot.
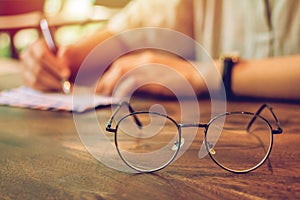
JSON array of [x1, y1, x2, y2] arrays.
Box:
[[107, 0, 180, 33]]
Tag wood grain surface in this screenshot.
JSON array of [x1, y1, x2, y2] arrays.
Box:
[[0, 97, 299, 200], [0, 64, 299, 199]]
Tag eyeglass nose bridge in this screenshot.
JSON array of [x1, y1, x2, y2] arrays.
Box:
[[179, 123, 208, 129], [178, 123, 210, 157]]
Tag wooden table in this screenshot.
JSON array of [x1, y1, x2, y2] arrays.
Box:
[[0, 61, 299, 200]]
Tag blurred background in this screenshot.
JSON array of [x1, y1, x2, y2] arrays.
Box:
[[0, 0, 131, 58]]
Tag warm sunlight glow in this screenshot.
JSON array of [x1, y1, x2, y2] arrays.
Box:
[[62, 0, 92, 20]]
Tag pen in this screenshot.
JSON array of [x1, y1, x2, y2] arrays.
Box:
[[39, 18, 71, 94]]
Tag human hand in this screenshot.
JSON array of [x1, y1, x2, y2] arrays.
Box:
[[96, 50, 206, 97], [20, 39, 71, 92]]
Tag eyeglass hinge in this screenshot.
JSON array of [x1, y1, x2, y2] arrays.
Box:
[[106, 123, 116, 133], [106, 127, 116, 133], [272, 127, 283, 134]]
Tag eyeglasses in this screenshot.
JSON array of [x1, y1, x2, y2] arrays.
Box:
[[106, 102, 283, 173]]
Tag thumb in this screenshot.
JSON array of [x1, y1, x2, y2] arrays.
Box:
[[56, 45, 72, 79], [112, 77, 139, 98]]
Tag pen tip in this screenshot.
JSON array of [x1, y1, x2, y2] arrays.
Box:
[[62, 80, 71, 94]]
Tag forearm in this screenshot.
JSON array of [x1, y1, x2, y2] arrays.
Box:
[[61, 28, 114, 80], [231, 54, 300, 100]]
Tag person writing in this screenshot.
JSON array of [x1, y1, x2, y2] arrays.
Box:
[[20, 0, 300, 100]]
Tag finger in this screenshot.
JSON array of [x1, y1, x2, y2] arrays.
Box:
[[37, 67, 62, 91], [21, 49, 44, 88], [112, 77, 138, 98], [23, 65, 62, 91], [96, 51, 158, 95], [21, 47, 43, 77], [96, 64, 123, 96], [112, 74, 173, 97], [56, 45, 72, 78], [22, 48, 58, 87], [29, 40, 69, 80], [21, 47, 63, 91], [21, 40, 70, 92]]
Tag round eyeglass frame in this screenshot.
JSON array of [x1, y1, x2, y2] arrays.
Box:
[[106, 102, 282, 173], [204, 111, 274, 174], [114, 111, 181, 173]]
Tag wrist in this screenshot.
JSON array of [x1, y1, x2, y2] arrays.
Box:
[[220, 53, 240, 100], [189, 60, 224, 96]]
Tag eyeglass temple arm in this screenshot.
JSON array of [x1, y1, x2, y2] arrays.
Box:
[[106, 101, 142, 132], [246, 103, 283, 134], [246, 103, 282, 173]]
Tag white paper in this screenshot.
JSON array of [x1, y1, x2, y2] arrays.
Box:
[[0, 86, 115, 112]]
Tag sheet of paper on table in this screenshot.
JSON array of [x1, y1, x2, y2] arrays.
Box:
[[0, 86, 116, 112]]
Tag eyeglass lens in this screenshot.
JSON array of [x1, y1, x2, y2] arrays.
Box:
[[115, 112, 180, 172], [206, 113, 272, 173]]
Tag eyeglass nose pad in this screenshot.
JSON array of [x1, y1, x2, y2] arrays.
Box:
[[198, 141, 215, 158], [208, 143, 216, 155], [171, 137, 185, 151]]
